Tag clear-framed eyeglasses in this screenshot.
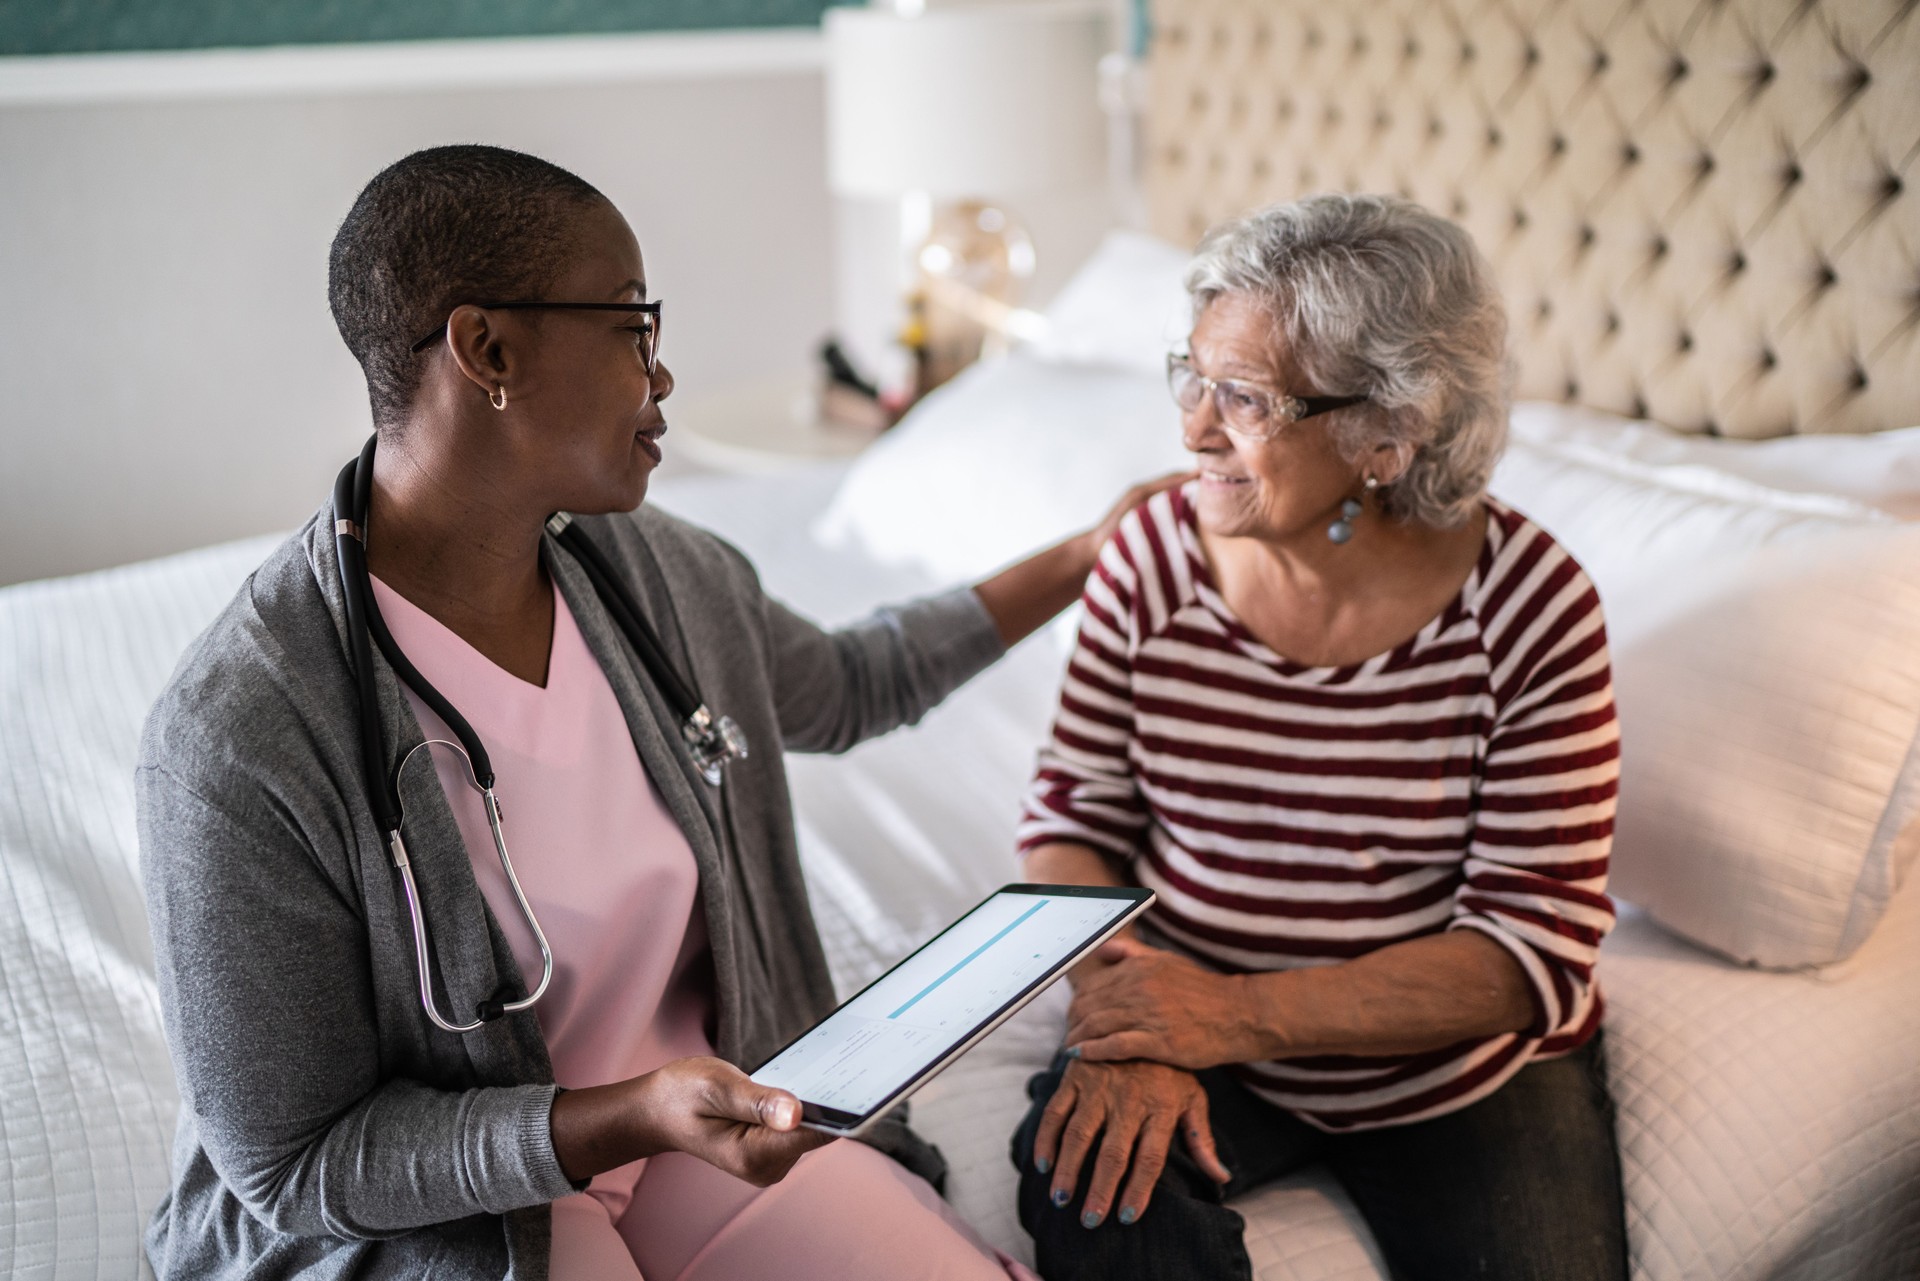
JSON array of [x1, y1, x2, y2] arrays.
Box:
[[1166, 352, 1367, 440]]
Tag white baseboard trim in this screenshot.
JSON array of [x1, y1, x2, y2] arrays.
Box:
[[0, 27, 825, 106]]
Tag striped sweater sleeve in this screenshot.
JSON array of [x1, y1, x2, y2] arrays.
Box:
[[1017, 514, 1153, 859], [1449, 537, 1620, 1042]]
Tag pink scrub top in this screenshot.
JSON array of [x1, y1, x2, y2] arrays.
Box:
[[371, 576, 715, 1088]]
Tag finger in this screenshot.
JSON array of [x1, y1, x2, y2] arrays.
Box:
[[1049, 1093, 1107, 1211], [1078, 1105, 1145, 1229], [1115, 1111, 1178, 1224], [1062, 1005, 1128, 1049], [737, 1127, 831, 1186], [1031, 1076, 1078, 1175], [1071, 1031, 1163, 1063], [712, 1069, 803, 1131], [1181, 1089, 1232, 1184], [1096, 935, 1158, 963]]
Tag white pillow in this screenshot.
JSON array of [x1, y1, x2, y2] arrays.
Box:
[[1491, 437, 1920, 968], [1026, 229, 1192, 373], [1510, 401, 1920, 519], [813, 353, 1185, 583]]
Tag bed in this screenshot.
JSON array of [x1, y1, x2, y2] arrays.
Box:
[[4, 0, 1918, 1277]]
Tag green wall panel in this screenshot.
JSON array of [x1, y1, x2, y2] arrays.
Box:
[[2, 1, 839, 57]]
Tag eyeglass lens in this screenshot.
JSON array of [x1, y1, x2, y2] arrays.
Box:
[[1168, 361, 1282, 435]]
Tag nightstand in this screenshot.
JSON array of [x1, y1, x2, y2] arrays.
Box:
[[665, 382, 880, 476]]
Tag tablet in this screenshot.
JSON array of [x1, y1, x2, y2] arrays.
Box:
[[751, 884, 1154, 1136]]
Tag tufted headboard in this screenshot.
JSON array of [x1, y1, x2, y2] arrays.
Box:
[[1141, 0, 1919, 438]]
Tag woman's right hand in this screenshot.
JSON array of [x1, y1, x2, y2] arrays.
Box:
[[632, 1057, 831, 1186], [1031, 1058, 1231, 1228], [551, 1056, 829, 1187]]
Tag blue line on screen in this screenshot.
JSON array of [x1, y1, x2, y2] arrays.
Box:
[[889, 900, 1048, 1020]]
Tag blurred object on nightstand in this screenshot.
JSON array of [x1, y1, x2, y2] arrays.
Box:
[[669, 381, 876, 476], [817, 337, 897, 433]]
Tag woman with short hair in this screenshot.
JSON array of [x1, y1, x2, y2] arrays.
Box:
[[136, 144, 1160, 1280], [1013, 194, 1627, 1280]]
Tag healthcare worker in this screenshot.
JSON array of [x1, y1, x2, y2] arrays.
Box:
[[137, 145, 1173, 1280]]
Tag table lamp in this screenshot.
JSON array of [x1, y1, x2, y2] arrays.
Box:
[[826, 2, 1109, 397]]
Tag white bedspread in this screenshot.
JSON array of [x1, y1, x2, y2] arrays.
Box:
[[2, 466, 1916, 1279]]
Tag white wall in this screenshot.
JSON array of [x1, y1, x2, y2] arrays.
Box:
[[0, 34, 841, 585]]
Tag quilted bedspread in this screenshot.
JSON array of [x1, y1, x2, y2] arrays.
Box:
[[3, 475, 1917, 1279]]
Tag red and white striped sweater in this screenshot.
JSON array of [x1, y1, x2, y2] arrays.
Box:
[[1018, 484, 1618, 1130]]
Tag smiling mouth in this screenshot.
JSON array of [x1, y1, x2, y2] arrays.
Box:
[[1200, 469, 1252, 485]]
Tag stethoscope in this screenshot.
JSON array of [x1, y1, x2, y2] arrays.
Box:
[[330, 434, 748, 1034]]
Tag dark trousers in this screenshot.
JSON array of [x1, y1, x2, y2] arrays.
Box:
[[1011, 1034, 1628, 1281]]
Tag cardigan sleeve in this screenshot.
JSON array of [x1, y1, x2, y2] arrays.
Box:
[[762, 586, 1007, 755], [137, 764, 578, 1240]]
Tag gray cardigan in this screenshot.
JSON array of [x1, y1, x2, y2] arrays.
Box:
[[135, 502, 1006, 1279]]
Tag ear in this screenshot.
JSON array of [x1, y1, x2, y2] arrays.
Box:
[[1366, 439, 1413, 487], [442, 305, 511, 402]]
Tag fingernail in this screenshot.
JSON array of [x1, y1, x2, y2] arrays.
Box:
[[1034, 1156, 1051, 1174], [1051, 1187, 1070, 1208], [1064, 1046, 1082, 1059], [1081, 1209, 1104, 1229], [1119, 1206, 1137, 1226], [772, 1100, 797, 1128]]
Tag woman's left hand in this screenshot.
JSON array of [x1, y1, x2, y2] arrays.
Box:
[[1064, 936, 1264, 1070]]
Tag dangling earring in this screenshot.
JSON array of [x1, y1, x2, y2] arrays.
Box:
[[1327, 476, 1380, 544], [489, 385, 507, 411]]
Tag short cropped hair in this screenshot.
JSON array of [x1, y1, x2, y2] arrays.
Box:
[[328, 144, 607, 428], [1184, 194, 1511, 528]]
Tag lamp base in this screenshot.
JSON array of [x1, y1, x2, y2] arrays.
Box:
[[903, 198, 1035, 397]]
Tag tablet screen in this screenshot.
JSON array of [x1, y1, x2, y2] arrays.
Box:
[[751, 886, 1148, 1128]]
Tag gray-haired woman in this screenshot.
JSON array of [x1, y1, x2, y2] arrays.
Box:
[[1011, 195, 1628, 1279]]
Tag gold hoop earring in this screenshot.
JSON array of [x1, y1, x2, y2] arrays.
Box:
[[489, 385, 507, 411]]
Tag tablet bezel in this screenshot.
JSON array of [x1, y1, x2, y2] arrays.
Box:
[[750, 883, 1155, 1137]]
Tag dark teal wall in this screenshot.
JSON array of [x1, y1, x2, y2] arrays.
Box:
[[1, 1, 838, 57]]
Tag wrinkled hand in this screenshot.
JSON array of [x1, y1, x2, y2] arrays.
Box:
[[1032, 1058, 1231, 1228], [1078, 472, 1195, 567], [633, 1056, 831, 1186], [1065, 936, 1259, 1070]]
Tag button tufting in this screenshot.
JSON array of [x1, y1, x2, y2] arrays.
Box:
[[1884, 174, 1904, 199], [1489, 127, 1503, 148], [1670, 56, 1689, 82], [1579, 225, 1597, 248], [1730, 251, 1748, 274], [1760, 349, 1777, 371], [1784, 162, 1802, 186], [1593, 49, 1610, 73], [1851, 368, 1870, 391], [1624, 143, 1641, 165], [1678, 331, 1694, 353], [1652, 236, 1670, 259], [1632, 395, 1649, 419], [1756, 61, 1775, 85], [1817, 265, 1837, 288], [1551, 134, 1569, 156], [1566, 379, 1581, 400], [1462, 41, 1476, 63], [1605, 311, 1621, 335]]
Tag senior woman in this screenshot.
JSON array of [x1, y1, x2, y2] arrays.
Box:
[[1012, 194, 1625, 1281], [134, 145, 1161, 1280]]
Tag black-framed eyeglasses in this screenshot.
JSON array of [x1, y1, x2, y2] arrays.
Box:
[[1167, 352, 1366, 440], [410, 300, 665, 374]]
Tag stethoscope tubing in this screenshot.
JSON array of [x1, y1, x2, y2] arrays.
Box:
[[331, 435, 742, 1035]]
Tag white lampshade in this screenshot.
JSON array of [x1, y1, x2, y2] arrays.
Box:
[[826, 3, 1109, 200]]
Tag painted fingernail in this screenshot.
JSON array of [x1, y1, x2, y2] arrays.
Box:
[[1119, 1206, 1138, 1226], [1051, 1187, 1070, 1207], [1064, 1046, 1083, 1059], [1034, 1156, 1051, 1174], [1081, 1209, 1104, 1229]]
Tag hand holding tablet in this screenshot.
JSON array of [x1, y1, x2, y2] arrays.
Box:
[[752, 885, 1154, 1135]]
